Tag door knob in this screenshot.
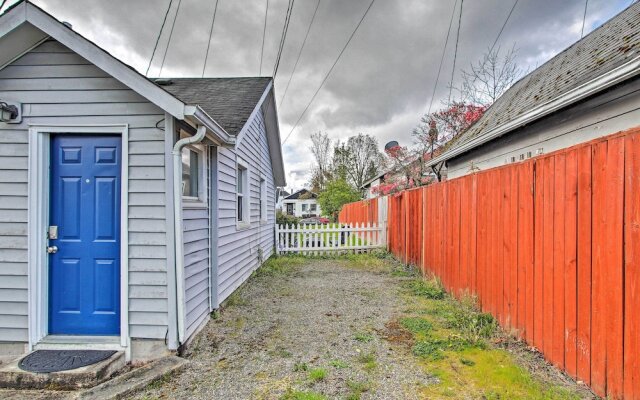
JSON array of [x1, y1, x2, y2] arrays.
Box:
[[47, 246, 58, 254]]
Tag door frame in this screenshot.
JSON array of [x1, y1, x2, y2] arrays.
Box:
[[27, 124, 129, 351]]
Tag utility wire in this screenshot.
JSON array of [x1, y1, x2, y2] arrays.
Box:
[[488, 0, 519, 57], [158, 0, 183, 77], [282, 0, 377, 145], [0, 0, 9, 14], [448, 0, 464, 103], [201, 0, 220, 77], [146, 0, 173, 76], [426, 0, 459, 116], [581, 0, 589, 38], [279, 0, 321, 107], [272, 0, 295, 79], [260, 0, 270, 76]]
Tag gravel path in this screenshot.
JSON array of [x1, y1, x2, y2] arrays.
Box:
[[130, 258, 434, 400]]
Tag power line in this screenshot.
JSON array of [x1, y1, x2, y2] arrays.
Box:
[[282, 0, 377, 145], [260, 0, 270, 76], [279, 0, 321, 107], [426, 0, 459, 116], [448, 0, 464, 103], [488, 0, 519, 57], [158, 0, 183, 77], [581, 0, 589, 38], [0, 0, 9, 14], [146, 0, 173, 76], [272, 0, 295, 79], [201, 0, 220, 77]]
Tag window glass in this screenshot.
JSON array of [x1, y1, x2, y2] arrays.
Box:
[[302, 204, 307, 212], [310, 203, 317, 211], [182, 148, 199, 197], [259, 178, 266, 221], [237, 166, 247, 222]]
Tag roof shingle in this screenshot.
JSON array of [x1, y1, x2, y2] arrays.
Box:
[[156, 77, 271, 135]]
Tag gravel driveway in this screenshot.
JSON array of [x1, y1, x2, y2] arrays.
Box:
[[130, 257, 434, 400]]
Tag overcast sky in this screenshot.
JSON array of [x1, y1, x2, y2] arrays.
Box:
[[13, 0, 635, 190]]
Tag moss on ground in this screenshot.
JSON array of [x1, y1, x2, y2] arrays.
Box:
[[395, 269, 583, 400]]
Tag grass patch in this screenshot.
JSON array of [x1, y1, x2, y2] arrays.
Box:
[[353, 332, 374, 343], [328, 359, 350, 369], [281, 389, 327, 400], [399, 317, 433, 335], [255, 255, 305, 277], [307, 368, 327, 382], [404, 277, 445, 299], [224, 291, 246, 307], [293, 362, 308, 372], [346, 380, 372, 400], [356, 352, 377, 372]]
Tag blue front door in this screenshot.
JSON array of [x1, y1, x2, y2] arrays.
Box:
[[49, 135, 121, 335]]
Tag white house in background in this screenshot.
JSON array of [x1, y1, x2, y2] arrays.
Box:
[[282, 189, 321, 217], [0, 1, 285, 363], [275, 187, 290, 212]]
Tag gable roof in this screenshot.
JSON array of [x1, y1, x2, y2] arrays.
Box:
[[284, 189, 318, 200], [157, 77, 272, 136], [0, 0, 286, 185], [429, 2, 640, 167]]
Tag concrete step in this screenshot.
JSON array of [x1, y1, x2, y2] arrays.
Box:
[[77, 356, 187, 400], [0, 351, 125, 390]]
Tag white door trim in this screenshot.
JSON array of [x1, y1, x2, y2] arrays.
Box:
[[27, 124, 130, 358]]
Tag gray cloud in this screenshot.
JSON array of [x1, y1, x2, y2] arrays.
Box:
[[20, 0, 633, 190]]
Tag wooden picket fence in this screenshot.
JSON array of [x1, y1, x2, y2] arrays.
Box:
[[275, 222, 386, 255], [339, 126, 640, 400]]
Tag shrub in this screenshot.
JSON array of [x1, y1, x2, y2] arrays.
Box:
[[277, 211, 300, 226]]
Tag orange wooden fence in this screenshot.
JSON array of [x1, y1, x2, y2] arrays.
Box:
[[339, 127, 640, 400]]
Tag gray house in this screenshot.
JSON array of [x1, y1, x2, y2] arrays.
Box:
[[427, 2, 640, 178], [0, 1, 285, 362]]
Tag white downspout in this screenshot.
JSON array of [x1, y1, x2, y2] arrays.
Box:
[[172, 125, 206, 343]]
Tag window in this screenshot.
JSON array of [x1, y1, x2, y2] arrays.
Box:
[[181, 144, 206, 205], [302, 204, 307, 212], [237, 164, 249, 224], [259, 177, 267, 223], [181, 147, 199, 198], [310, 203, 317, 212]]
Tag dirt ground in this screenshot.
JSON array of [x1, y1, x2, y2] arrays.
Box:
[[130, 255, 595, 400]]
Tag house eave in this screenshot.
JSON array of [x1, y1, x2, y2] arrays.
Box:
[[428, 54, 640, 167], [184, 105, 235, 147]]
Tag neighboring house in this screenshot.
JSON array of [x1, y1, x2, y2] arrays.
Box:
[[427, 2, 640, 178], [360, 171, 386, 199], [275, 187, 290, 212], [282, 189, 321, 217], [0, 1, 285, 363]]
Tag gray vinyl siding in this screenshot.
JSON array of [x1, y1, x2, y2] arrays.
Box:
[[0, 39, 169, 342], [182, 201, 210, 338], [216, 110, 276, 306]]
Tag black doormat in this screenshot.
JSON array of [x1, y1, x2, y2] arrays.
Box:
[[19, 350, 117, 373]]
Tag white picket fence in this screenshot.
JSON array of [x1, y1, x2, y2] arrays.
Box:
[[276, 222, 386, 255]]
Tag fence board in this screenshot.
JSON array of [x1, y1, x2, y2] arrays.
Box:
[[576, 145, 592, 386], [552, 153, 566, 369], [624, 132, 640, 400], [564, 149, 578, 379]]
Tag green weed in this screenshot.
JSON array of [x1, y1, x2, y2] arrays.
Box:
[[307, 368, 327, 382], [353, 332, 374, 343], [293, 362, 309, 372], [328, 359, 350, 369], [404, 278, 445, 299], [346, 380, 371, 400], [281, 389, 327, 400], [357, 352, 377, 372], [399, 317, 433, 335]]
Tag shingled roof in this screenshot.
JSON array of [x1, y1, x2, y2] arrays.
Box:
[[156, 77, 272, 136], [433, 2, 640, 164]]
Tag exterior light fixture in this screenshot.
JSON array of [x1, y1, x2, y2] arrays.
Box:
[[0, 101, 21, 123]]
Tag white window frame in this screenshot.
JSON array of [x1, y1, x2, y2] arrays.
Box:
[[236, 160, 250, 229], [259, 176, 267, 224], [181, 144, 207, 208]]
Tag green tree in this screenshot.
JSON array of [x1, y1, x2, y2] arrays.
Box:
[[317, 178, 361, 220]]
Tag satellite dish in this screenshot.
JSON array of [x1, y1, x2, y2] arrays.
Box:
[[384, 141, 399, 151]]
